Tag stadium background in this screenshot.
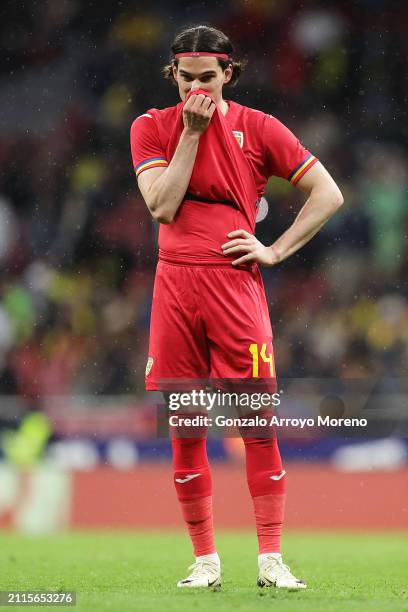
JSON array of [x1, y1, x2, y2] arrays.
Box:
[[0, 0, 407, 538]]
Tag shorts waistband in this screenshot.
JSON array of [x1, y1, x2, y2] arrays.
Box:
[[158, 249, 255, 270]]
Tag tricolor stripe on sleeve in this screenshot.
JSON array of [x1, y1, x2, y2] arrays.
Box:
[[135, 157, 168, 177], [288, 154, 318, 184]]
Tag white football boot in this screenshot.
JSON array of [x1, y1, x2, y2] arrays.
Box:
[[257, 554, 307, 589], [177, 558, 221, 588]]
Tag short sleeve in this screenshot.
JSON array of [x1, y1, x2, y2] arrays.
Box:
[[130, 112, 168, 178], [262, 114, 318, 184]]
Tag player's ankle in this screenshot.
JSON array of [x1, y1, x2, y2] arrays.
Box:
[[258, 552, 282, 567], [196, 552, 220, 566]]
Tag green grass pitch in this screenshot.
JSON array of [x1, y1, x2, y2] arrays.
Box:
[[1, 531, 407, 611]]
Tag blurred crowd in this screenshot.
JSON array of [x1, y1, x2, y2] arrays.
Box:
[[0, 0, 407, 403]]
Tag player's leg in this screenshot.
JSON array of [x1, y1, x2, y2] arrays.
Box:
[[170, 416, 221, 588], [239, 423, 305, 588], [240, 426, 286, 556], [202, 265, 306, 588], [147, 262, 220, 587]]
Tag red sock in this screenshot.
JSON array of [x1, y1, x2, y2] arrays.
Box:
[[172, 436, 216, 556], [252, 493, 286, 554], [242, 434, 286, 553], [178, 495, 215, 556]]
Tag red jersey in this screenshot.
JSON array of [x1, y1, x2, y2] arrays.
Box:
[[130, 97, 317, 265]]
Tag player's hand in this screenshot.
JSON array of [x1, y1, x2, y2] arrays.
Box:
[[183, 93, 216, 134], [222, 229, 281, 267]]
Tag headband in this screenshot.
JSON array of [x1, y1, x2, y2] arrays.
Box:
[[174, 52, 230, 60]]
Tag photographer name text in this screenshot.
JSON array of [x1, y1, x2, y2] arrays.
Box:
[[169, 415, 368, 428]]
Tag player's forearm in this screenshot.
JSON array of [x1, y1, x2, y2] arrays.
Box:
[[270, 186, 343, 262], [146, 128, 200, 223]]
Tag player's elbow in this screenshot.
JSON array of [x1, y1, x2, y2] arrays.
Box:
[[150, 206, 174, 224], [154, 213, 174, 225], [332, 187, 344, 209], [323, 185, 344, 213], [331, 193, 344, 216]]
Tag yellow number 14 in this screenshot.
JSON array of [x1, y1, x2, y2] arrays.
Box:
[[249, 343, 276, 378]]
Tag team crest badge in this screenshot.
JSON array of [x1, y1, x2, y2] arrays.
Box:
[[145, 357, 154, 376], [232, 130, 244, 148]]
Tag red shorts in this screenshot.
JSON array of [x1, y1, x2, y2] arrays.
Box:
[[145, 260, 277, 392]]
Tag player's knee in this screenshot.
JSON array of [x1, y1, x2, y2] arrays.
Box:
[[172, 436, 208, 471]]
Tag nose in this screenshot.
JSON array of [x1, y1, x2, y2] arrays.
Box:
[[190, 80, 201, 91]]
